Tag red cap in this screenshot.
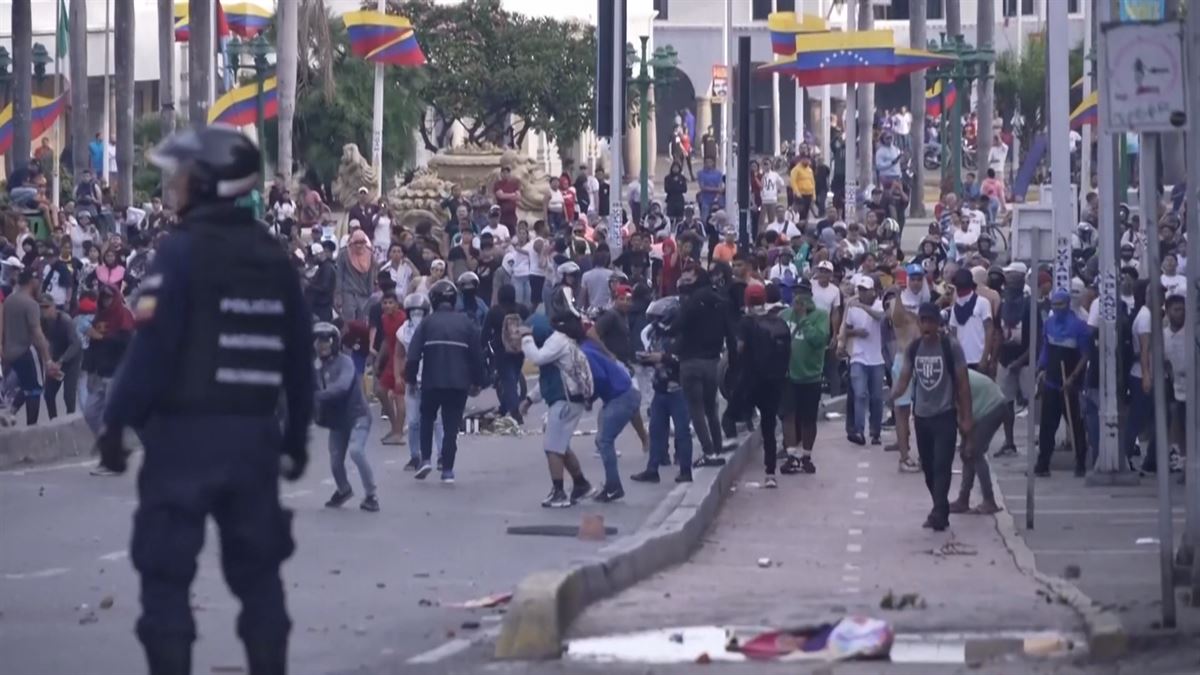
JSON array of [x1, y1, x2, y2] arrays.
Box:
[[744, 283, 767, 306], [613, 284, 633, 299]]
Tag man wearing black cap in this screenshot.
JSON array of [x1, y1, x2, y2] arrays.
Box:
[[890, 302, 973, 531], [946, 267, 993, 373]]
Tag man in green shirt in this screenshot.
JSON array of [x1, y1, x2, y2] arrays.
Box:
[[779, 279, 829, 474], [949, 369, 1005, 515]]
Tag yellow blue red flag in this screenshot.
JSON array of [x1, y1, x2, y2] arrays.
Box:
[[343, 10, 427, 67], [208, 76, 277, 127], [0, 92, 69, 157], [768, 12, 829, 56], [1070, 91, 1098, 129], [760, 30, 954, 86]]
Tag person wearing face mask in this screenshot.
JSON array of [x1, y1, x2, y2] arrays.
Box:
[[395, 293, 445, 471], [1034, 288, 1091, 477], [674, 267, 738, 466], [994, 262, 1030, 456], [312, 322, 379, 512], [946, 268, 994, 373], [455, 271, 489, 328]]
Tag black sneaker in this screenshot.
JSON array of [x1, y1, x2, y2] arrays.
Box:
[[922, 515, 936, 529], [541, 488, 571, 508], [882, 415, 896, 429], [569, 481, 597, 503], [930, 518, 949, 532], [870, 436, 882, 446], [780, 456, 802, 474], [325, 489, 353, 508], [847, 433, 866, 446], [675, 473, 693, 483], [694, 455, 726, 468], [630, 470, 660, 483], [360, 495, 380, 512], [414, 463, 433, 480], [800, 456, 816, 474], [402, 458, 420, 472], [593, 486, 625, 503]]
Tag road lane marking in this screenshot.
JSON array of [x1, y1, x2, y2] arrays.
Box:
[[1008, 508, 1184, 515], [846, 543, 862, 553], [848, 529, 862, 536], [843, 563, 860, 571], [1035, 549, 1157, 555], [851, 510, 866, 516], [4, 567, 70, 580], [1, 458, 97, 476], [854, 492, 869, 499], [856, 476, 870, 483], [842, 575, 860, 583], [840, 587, 860, 594], [406, 625, 501, 664], [98, 550, 128, 562], [281, 489, 312, 500], [857, 462, 870, 468]]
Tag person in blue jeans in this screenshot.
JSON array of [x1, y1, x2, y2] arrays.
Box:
[[630, 297, 693, 484], [313, 322, 379, 512], [840, 276, 886, 445], [395, 293, 444, 471], [581, 338, 641, 503]]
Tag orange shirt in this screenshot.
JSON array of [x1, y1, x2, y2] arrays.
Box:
[[713, 241, 737, 263]]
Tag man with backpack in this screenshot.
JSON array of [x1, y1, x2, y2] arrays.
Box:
[[482, 283, 530, 423], [890, 302, 973, 532], [733, 283, 792, 488]]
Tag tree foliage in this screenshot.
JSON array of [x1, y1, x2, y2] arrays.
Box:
[[994, 39, 1083, 151], [383, 0, 596, 151], [264, 16, 424, 191]]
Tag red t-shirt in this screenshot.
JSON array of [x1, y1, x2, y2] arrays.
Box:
[[563, 189, 578, 222], [493, 178, 521, 227]]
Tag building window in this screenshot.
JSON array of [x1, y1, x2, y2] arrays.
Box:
[[1068, 0, 1080, 13], [1004, 0, 1036, 17], [653, 0, 668, 21], [1022, 0, 1036, 15], [871, 0, 943, 21], [753, 0, 795, 21], [928, 0, 944, 20]]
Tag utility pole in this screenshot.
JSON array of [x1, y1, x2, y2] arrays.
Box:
[[856, 0, 873, 189], [371, 0, 385, 199], [277, 0, 298, 184], [115, 0, 133, 207], [157, 0, 175, 135], [1080, 0, 1093, 197], [723, 0, 735, 217], [188, 0, 212, 129], [11, 0, 32, 168], [1047, 0, 1072, 293], [843, 0, 858, 223], [1183, 0, 1200, 605], [102, 0, 110, 183], [68, 0, 87, 179], [975, 0, 995, 178], [817, 0, 829, 162], [908, 0, 927, 217], [608, 0, 625, 254]]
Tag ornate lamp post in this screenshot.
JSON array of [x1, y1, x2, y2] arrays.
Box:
[[626, 35, 678, 219], [226, 34, 274, 189], [31, 43, 52, 84], [0, 47, 11, 107], [924, 33, 992, 197]]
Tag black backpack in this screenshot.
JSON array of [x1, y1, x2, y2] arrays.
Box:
[[749, 313, 792, 382], [905, 334, 958, 409]]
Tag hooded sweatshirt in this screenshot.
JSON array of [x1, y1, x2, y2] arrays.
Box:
[[314, 352, 369, 428], [522, 313, 593, 405]]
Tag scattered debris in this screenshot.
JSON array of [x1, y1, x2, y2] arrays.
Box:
[[78, 612, 98, 625], [99, 596, 114, 610], [443, 592, 512, 609], [731, 617, 895, 661], [38, 487, 44, 497], [695, 652, 712, 664], [929, 541, 977, 557], [669, 632, 684, 644], [579, 513, 607, 542], [417, 599, 434, 607], [507, 524, 619, 537], [413, 572, 430, 578], [461, 620, 481, 630], [757, 558, 773, 568], [1062, 564, 1081, 580], [376, 582, 386, 589], [330, 569, 342, 575], [880, 591, 927, 611]]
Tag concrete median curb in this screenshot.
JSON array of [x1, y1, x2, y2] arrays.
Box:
[[494, 431, 760, 660], [0, 414, 95, 470], [989, 474, 1128, 662]]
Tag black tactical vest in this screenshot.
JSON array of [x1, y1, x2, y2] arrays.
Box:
[[164, 205, 297, 415]]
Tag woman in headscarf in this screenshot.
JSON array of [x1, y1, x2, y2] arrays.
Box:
[[336, 229, 377, 322], [83, 284, 135, 475]]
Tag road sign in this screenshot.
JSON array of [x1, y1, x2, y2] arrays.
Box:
[[1119, 0, 1165, 22], [711, 65, 729, 103], [1101, 21, 1187, 133]]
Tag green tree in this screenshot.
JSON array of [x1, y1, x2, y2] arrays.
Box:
[[264, 15, 424, 191], [384, 0, 595, 151], [994, 39, 1084, 152]]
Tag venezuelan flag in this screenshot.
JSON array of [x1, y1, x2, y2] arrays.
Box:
[[759, 30, 955, 86], [925, 80, 957, 117], [767, 11, 829, 57], [208, 75, 277, 127], [0, 92, 69, 157], [225, 2, 272, 38], [175, 0, 231, 42], [1070, 91, 1098, 129], [343, 10, 427, 67]]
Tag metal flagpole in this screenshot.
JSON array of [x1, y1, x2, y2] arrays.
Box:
[[772, 0, 780, 155], [209, 0, 217, 107], [608, 0, 624, 254], [52, 0, 62, 209], [1184, 0, 1200, 604], [102, 0, 111, 185], [1080, 0, 1092, 198], [843, 1, 857, 223], [723, 0, 735, 215], [371, 0, 385, 199], [1047, 0, 1071, 293], [1089, 0, 1125, 478]]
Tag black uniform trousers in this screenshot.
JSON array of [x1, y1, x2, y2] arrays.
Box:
[[420, 388, 469, 470], [131, 415, 294, 650]]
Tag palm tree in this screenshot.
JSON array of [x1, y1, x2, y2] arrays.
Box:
[[10, 0, 32, 167], [976, 0, 995, 176], [909, 0, 927, 217], [276, 0, 300, 184], [115, 0, 134, 206], [69, 0, 89, 179], [158, 0, 175, 135]]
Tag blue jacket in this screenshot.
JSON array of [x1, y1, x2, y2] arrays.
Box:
[[528, 311, 566, 405], [581, 340, 632, 403], [1038, 309, 1091, 390]]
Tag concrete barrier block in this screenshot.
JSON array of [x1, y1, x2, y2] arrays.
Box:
[[0, 414, 94, 469]]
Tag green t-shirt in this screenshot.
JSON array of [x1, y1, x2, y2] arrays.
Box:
[[967, 369, 1005, 418], [780, 305, 830, 383]]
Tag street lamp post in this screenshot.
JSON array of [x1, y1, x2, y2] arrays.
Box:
[[0, 47, 11, 107], [924, 33, 993, 197], [226, 35, 274, 190], [626, 35, 677, 220]]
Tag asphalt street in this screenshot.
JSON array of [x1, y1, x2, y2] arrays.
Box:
[[0, 392, 673, 675]]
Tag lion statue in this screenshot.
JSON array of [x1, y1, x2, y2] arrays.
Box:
[[331, 143, 379, 207], [387, 169, 455, 241]]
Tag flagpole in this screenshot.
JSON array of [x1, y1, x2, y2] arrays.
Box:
[[52, 0, 62, 209], [103, 0, 111, 186], [209, 0, 217, 108], [371, 0, 385, 199]]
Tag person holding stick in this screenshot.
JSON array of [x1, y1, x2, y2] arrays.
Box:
[[1034, 288, 1091, 478]]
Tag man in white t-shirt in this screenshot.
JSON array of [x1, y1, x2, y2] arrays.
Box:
[[479, 205, 512, 249], [987, 135, 1009, 177], [761, 159, 786, 213], [811, 260, 843, 395], [839, 276, 886, 445], [1163, 294, 1187, 468], [946, 268, 994, 369], [1125, 295, 1157, 467], [893, 106, 912, 150], [765, 205, 802, 240]]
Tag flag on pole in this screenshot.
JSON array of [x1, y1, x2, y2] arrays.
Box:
[[208, 75, 278, 126], [343, 10, 427, 66], [175, 1, 232, 42], [224, 2, 273, 38], [56, 0, 69, 58], [767, 12, 829, 56], [758, 30, 955, 86], [1069, 91, 1098, 129], [0, 93, 70, 156], [925, 80, 957, 117]]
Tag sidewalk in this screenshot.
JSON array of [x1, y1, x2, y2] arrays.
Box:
[[567, 424, 1081, 666]]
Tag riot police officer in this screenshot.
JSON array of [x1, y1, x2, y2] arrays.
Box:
[[95, 125, 314, 675]]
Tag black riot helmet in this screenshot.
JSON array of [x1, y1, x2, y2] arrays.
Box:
[[149, 125, 262, 215], [429, 279, 458, 310]]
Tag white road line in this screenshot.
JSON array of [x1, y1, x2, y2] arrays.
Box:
[[847, 529, 862, 536], [1034, 549, 1157, 555], [856, 476, 870, 483], [1008, 508, 1185, 516], [1109, 517, 1185, 525], [406, 625, 501, 664], [841, 587, 861, 594], [4, 567, 70, 580], [857, 462, 870, 469], [854, 491, 869, 499], [843, 563, 860, 571], [281, 489, 312, 500], [98, 550, 128, 562], [846, 543, 862, 553], [851, 509, 866, 516], [842, 575, 860, 583]]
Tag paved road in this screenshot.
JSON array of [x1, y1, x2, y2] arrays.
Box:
[[0, 392, 674, 675]]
